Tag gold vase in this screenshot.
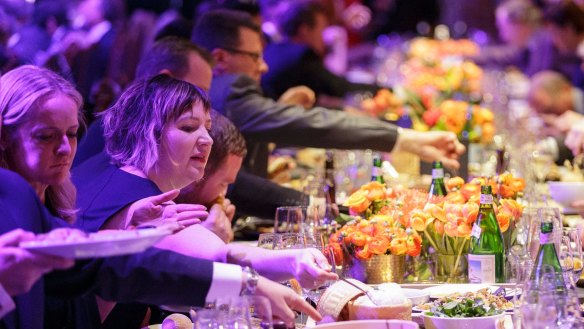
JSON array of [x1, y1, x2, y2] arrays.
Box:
[[343, 254, 406, 284]]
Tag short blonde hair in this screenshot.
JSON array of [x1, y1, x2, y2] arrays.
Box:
[[103, 74, 211, 173], [0, 65, 83, 223]]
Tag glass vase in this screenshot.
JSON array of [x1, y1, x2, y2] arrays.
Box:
[[434, 253, 469, 283]]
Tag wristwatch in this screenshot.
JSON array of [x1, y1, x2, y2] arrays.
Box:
[[241, 266, 259, 295]]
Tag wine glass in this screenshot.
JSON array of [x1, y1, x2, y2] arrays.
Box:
[[563, 228, 583, 287], [274, 206, 304, 233], [559, 235, 575, 289]]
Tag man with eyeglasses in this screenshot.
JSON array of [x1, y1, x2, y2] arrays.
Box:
[[193, 9, 465, 186]]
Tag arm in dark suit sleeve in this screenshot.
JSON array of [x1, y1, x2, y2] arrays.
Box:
[[218, 74, 398, 151], [554, 135, 575, 165], [45, 247, 214, 307], [302, 53, 379, 98], [227, 170, 304, 219]]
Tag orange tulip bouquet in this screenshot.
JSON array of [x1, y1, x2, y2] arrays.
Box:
[[411, 175, 525, 282], [332, 182, 426, 283]]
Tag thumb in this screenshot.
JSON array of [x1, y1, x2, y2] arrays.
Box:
[[148, 189, 180, 206], [0, 229, 35, 247]]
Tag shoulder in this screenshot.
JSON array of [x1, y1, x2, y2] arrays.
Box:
[[0, 168, 35, 195]]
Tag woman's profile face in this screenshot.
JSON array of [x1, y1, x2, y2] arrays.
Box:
[[154, 103, 213, 189], [8, 94, 79, 187]]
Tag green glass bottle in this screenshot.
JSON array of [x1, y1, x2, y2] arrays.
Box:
[[530, 220, 566, 293], [468, 185, 505, 283], [371, 154, 384, 184], [428, 161, 447, 199]]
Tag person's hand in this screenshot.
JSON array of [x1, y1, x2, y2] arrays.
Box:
[[278, 86, 316, 109], [255, 276, 322, 326], [542, 111, 584, 135], [126, 190, 207, 230], [0, 229, 74, 296], [201, 204, 234, 243], [565, 119, 584, 156], [393, 129, 465, 169], [222, 198, 236, 222], [291, 248, 339, 289]]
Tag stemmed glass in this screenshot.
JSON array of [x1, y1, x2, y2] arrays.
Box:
[[559, 235, 575, 289], [300, 232, 336, 303], [274, 206, 304, 233], [562, 228, 583, 288]]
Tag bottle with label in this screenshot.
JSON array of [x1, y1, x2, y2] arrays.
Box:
[[468, 185, 505, 283], [428, 161, 447, 200], [530, 219, 565, 293], [371, 153, 384, 184], [324, 151, 336, 204]]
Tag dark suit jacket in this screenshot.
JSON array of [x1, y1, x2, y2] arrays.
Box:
[[261, 42, 379, 99], [209, 73, 399, 177], [0, 168, 217, 329]]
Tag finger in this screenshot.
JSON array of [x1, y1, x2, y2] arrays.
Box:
[[289, 295, 322, 321], [441, 157, 460, 170], [177, 218, 201, 227], [571, 200, 584, 208], [148, 189, 180, 206], [0, 229, 35, 247], [176, 211, 209, 221], [171, 204, 207, 213]]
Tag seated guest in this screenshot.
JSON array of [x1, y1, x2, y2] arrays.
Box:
[[74, 36, 304, 220], [528, 70, 584, 134], [543, 1, 584, 89], [0, 65, 319, 328], [261, 0, 379, 101], [471, 0, 557, 77], [177, 110, 245, 242], [75, 74, 336, 284], [193, 9, 466, 182]]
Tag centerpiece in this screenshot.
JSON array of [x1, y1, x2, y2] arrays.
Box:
[[333, 182, 424, 283]]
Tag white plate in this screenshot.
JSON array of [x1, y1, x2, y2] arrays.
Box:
[[20, 228, 171, 259], [421, 284, 500, 299]]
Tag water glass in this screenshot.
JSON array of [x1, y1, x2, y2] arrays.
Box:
[[192, 308, 223, 329], [215, 297, 253, 329]]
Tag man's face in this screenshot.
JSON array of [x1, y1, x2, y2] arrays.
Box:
[[528, 87, 573, 116], [547, 24, 582, 54], [221, 27, 268, 83], [303, 13, 328, 56], [180, 154, 243, 207]]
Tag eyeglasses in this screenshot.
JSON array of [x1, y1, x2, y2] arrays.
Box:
[[222, 47, 263, 63]]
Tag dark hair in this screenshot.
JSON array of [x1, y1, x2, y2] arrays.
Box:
[[103, 74, 211, 173], [33, 0, 69, 27], [136, 36, 213, 80], [277, 0, 327, 38], [497, 0, 541, 26], [154, 17, 194, 41], [544, 1, 584, 34], [205, 110, 247, 176], [192, 9, 262, 52]]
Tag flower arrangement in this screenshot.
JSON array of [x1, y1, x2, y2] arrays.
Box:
[[333, 182, 424, 261], [408, 38, 480, 62], [410, 175, 525, 281]]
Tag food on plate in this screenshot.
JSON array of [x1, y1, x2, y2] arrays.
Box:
[[34, 228, 88, 243], [161, 313, 192, 329], [418, 288, 512, 318], [348, 283, 412, 320]]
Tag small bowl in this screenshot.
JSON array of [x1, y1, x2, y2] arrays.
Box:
[[548, 181, 584, 213], [401, 288, 429, 305], [422, 313, 505, 329]]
